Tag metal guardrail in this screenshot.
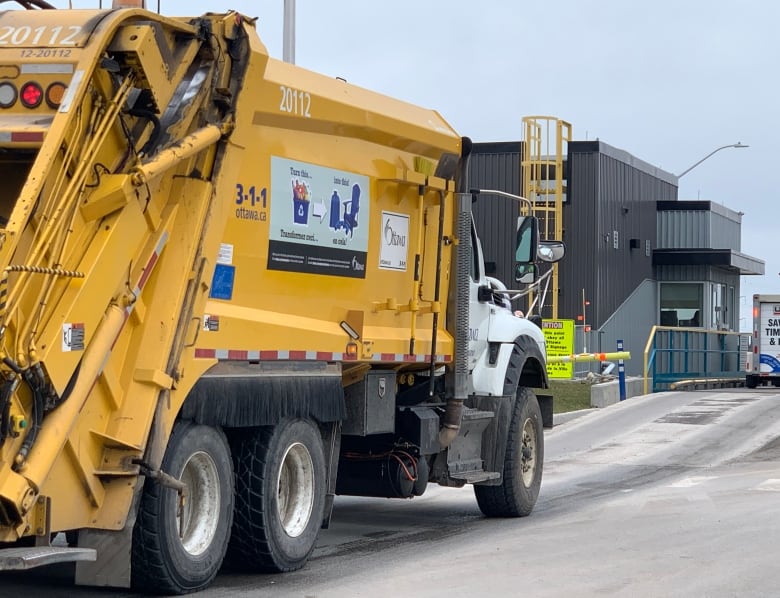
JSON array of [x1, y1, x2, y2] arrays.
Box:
[[642, 326, 744, 393]]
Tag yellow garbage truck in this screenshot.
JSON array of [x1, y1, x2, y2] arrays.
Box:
[[0, 0, 564, 593]]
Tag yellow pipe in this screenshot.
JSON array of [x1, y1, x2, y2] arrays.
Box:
[[16, 301, 127, 495], [547, 351, 630, 364], [406, 186, 425, 354], [131, 124, 224, 187], [41, 106, 84, 218]]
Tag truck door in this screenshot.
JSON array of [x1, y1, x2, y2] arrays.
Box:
[[468, 219, 491, 371]]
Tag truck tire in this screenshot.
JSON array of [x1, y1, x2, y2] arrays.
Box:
[[131, 421, 234, 595], [746, 375, 758, 389], [227, 419, 326, 573], [474, 386, 543, 517]]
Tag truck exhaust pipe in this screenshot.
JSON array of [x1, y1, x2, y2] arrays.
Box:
[[439, 138, 472, 448]]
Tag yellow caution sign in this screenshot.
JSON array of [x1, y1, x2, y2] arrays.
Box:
[[542, 319, 575, 378]]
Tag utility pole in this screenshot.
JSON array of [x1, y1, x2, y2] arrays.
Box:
[[677, 142, 748, 178], [283, 0, 295, 64]]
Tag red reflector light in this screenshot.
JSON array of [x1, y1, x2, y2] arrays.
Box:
[[20, 82, 43, 108]]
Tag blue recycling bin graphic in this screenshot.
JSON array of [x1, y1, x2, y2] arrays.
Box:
[[292, 179, 310, 225], [293, 198, 309, 224]]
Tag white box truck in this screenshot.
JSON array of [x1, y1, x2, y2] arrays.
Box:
[[746, 294, 780, 388]]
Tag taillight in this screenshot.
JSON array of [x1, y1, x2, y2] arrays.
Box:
[[0, 82, 16, 108], [20, 82, 43, 108], [45, 82, 67, 109]]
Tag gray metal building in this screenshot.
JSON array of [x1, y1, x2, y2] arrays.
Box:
[[468, 138, 764, 376]]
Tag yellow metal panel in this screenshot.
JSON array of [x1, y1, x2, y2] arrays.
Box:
[[253, 57, 460, 160], [98, 364, 122, 411], [80, 174, 132, 222], [204, 45, 459, 360], [132, 368, 174, 389], [0, 10, 104, 48], [35, 200, 149, 393], [108, 24, 170, 88], [64, 438, 104, 508], [30, 495, 49, 537]]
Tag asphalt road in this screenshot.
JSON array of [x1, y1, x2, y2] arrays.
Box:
[[5, 388, 780, 597]]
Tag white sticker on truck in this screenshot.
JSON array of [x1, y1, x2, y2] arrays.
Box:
[[267, 157, 369, 279], [58, 69, 83, 113], [62, 322, 84, 352], [379, 211, 408, 271], [216, 243, 233, 265]]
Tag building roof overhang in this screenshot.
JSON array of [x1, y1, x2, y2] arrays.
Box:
[[653, 248, 764, 275]]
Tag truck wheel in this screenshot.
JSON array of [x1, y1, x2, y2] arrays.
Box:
[[227, 419, 326, 573], [746, 375, 758, 389], [474, 386, 543, 517], [131, 421, 234, 595]]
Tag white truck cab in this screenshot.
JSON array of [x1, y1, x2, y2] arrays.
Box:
[[467, 195, 564, 397]]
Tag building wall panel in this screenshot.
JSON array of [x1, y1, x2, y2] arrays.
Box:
[[467, 143, 524, 311], [657, 201, 742, 251], [564, 141, 676, 328], [596, 278, 657, 376]]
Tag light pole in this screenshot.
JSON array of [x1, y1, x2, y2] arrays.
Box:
[[677, 142, 748, 178], [283, 0, 296, 64]]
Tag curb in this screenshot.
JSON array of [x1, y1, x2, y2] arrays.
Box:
[[552, 408, 597, 427]]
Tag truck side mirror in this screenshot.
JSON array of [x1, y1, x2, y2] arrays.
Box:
[[537, 240, 565, 263], [515, 216, 538, 282], [515, 216, 538, 263], [515, 263, 536, 284]]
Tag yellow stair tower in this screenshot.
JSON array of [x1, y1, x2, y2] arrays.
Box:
[[522, 116, 571, 319]]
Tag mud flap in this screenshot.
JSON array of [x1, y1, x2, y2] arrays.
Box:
[[537, 394, 554, 429]]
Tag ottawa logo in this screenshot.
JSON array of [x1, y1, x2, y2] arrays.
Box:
[[351, 256, 365, 271], [384, 218, 406, 247]]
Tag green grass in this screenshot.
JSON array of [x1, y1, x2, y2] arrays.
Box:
[[546, 379, 592, 413]]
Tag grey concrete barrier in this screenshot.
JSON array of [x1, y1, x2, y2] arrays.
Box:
[[590, 376, 646, 408]]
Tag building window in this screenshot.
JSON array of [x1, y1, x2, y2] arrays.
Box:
[[729, 285, 736, 331], [711, 283, 725, 330], [660, 283, 703, 327]]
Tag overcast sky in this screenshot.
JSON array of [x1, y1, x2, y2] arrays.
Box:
[[57, 1, 779, 330]]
